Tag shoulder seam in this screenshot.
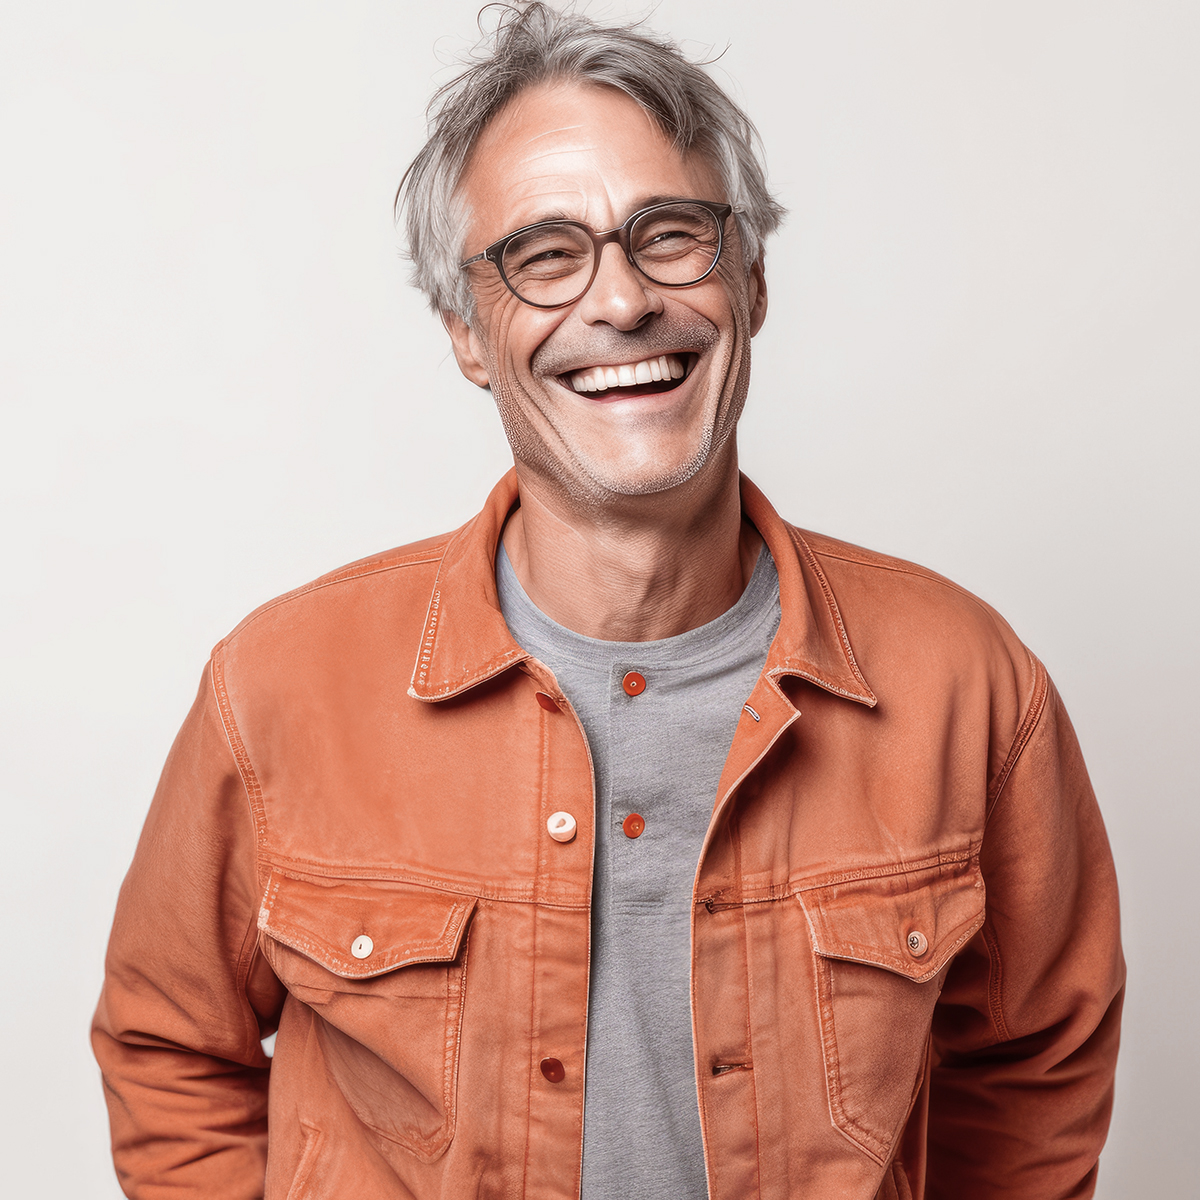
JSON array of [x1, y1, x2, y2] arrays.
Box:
[[806, 541, 1026, 651], [986, 650, 1049, 820], [810, 541, 992, 603], [216, 548, 446, 649]]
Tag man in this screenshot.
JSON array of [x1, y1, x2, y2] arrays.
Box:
[[93, 5, 1124, 1198]]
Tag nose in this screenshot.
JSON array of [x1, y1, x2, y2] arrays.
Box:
[[574, 242, 663, 330]]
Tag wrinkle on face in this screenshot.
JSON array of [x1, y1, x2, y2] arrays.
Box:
[[523, 121, 586, 142], [453, 81, 761, 507], [462, 86, 677, 244]]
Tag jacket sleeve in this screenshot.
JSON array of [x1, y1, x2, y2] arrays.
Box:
[[926, 664, 1125, 1198], [92, 662, 285, 1199]]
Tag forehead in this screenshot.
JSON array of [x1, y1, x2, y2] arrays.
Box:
[[459, 81, 722, 237]]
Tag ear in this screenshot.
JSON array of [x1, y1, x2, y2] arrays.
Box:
[[747, 256, 768, 337], [440, 310, 491, 389]]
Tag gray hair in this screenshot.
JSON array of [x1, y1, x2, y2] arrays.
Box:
[[396, 2, 785, 322]]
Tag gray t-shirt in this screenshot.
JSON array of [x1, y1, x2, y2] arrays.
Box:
[[496, 543, 781, 1199]]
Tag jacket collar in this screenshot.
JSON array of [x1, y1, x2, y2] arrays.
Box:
[[408, 469, 876, 708]]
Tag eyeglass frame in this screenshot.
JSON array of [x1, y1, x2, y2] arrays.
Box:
[[458, 199, 736, 310]]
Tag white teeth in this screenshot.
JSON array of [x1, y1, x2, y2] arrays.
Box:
[[569, 354, 687, 394]]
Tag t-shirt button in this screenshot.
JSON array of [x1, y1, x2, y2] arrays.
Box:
[[540, 1057, 566, 1083], [622, 813, 646, 839], [621, 671, 646, 696]]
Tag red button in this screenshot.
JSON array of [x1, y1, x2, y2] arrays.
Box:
[[621, 671, 646, 696], [540, 1057, 565, 1083], [535, 691, 559, 713], [623, 813, 645, 839]]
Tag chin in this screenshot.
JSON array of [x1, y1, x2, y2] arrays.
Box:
[[578, 437, 714, 498]]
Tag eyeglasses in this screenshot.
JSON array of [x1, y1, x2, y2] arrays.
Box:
[[459, 199, 735, 310]]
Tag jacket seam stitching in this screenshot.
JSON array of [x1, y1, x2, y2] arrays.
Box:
[[812, 953, 890, 1164], [700, 845, 980, 909], [447, 926, 471, 1151], [409, 573, 446, 696], [258, 858, 590, 904], [978, 651, 1048, 1043], [767, 665, 873, 705], [208, 656, 270, 1058], [807, 542, 1027, 647], [211, 653, 269, 863], [520, 900, 538, 1199], [221, 549, 446, 647], [982, 920, 1011, 1043], [412, 648, 529, 701], [806, 543, 985, 594], [733, 819, 765, 1193], [519, 699, 551, 1200], [986, 652, 1049, 820], [789, 845, 980, 893], [786, 527, 877, 701], [261, 897, 472, 976]]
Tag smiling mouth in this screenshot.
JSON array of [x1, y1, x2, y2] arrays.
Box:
[[562, 353, 692, 398]]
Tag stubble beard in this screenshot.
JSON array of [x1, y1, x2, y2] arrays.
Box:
[[490, 307, 750, 507]]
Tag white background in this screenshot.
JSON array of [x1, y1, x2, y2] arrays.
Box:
[[1, 1, 1196, 1194]]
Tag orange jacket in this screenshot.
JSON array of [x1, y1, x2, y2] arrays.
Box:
[[93, 472, 1123, 1199]]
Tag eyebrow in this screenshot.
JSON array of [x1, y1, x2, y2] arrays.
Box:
[[520, 196, 706, 230]]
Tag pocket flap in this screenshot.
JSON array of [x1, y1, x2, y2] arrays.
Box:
[[799, 857, 985, 983], [258, 871, 477, 979]]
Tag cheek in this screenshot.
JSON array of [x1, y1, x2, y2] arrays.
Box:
[[712, 259, 754, 323], [477, 297, 525, 377], [679, 257, 753, 341], [483, 305, 565, 382], [472, 278, 512, 353]]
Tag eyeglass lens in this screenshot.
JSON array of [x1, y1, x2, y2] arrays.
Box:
[[499, 202, 723, 307]]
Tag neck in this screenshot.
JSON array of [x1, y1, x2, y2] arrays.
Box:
[[501, 446, 761, 642]]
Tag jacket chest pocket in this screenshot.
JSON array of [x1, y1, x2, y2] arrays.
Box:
[[258, 870, 477, 1163], [797, 857, 985, 1164]]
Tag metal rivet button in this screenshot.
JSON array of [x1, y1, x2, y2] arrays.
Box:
[[906, 930, 928, 957], [535, 691, 559, 713], [540, 1057, 565, 1083], [622, 813, 645, 839], [351, 935, 374, 959], [547, 811, 577, 843], [621, 671, 646, 696]]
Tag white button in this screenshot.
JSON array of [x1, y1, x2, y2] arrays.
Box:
[[546, 811, 577, 843], [351, 934, 374, 959], [906, 930, 928, 957]]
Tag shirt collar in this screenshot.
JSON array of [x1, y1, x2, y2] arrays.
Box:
[[408, 469, 876, 708]]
